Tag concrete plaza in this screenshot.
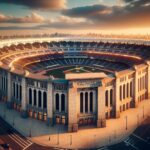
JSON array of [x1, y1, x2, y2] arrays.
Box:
[[0, 99, 150, 149]]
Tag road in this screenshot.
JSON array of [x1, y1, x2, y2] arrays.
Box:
[[98, 116, 150, 150], [0, 117, 65, 150], [1, 115, 150, 150]]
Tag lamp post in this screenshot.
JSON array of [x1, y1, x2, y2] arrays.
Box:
[[125, 115, 128, 130]]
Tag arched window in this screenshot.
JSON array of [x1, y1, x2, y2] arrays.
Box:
[[13, 82, 15, 98], [29, 88, 32, 105], [127, 83, 129, 97], [19, 85, 22, 101], [43, 92, 47, 109], [105, 90, 108, 106], [80, 92, 83, 113], [61, 94, 65, 111], [16, 84, 18, 99], [120, 85, 122, 101], [34, 89, 37, 106], [85, 92, 88, 113], [38, 91, 42, 108], [123, 84, 125, 99], [56, 93, 59, 111], [130, 82, 133, 97], [90, 92, 93, 112], [110, 89, 113, 106]]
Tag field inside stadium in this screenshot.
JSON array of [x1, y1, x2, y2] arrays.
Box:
[[45, 65, 103, 78]]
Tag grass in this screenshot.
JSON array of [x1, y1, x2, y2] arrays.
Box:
[[45, 65, 102, 79]]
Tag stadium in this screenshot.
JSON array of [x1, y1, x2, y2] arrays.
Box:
[[0, 38, 150, 132]]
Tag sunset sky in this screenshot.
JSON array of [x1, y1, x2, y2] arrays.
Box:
[[0, 0, 150, 35]]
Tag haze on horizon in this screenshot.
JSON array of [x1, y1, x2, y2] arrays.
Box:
[[0, 0, 150, 35]]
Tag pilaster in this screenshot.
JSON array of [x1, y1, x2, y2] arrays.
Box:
[[97, 84, 106, 128], [68, 82, 78, 132], [47, 81, 53, 126], [115, 72, 120, 118], [146, 61, 150, 99], [7, 72, 13, 109], [21, 77, 28, 118]]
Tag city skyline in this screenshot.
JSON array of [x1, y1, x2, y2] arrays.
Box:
[[0, 0, 150, 35]]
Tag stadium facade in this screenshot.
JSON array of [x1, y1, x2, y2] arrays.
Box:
[[0, 38, 150, 132]]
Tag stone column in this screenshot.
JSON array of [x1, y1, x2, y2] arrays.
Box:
[[146, 61, 150, 99], [32, 88, 34, 106], [68, 82, 78, 132], [47, 81, 53, 126], [21, 77, 28, 118], [115, 72, 120, 118], [97, 83, 106, 128], [132, 65, 139, 107], [41, 91, 43, 109], [7, 72, 13, 109], [36, 90, 38, 108]]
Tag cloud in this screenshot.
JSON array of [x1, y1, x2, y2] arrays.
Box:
[[62, 0, 150, 29], [0, 0, 66, 10], [0, 0, 150, 30], [0, 12, 45, 23]]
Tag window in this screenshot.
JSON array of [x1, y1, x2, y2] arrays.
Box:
[[120, 85, 122, 100], [105, 90, 108, 106], [34, 89, 37, 106], [61, 94, 65, 111], [43, 92, 47, 109], [90, 92, 93, 112], [110, 89, 113, 106], [38, 91, 41, 107], [85, 92, 88, 113], [19, 85, 22, 101], [29, 88, 32, 105], [80, 93, 83, 113], [56, 93, 59, 111]]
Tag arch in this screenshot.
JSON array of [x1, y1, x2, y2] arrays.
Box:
[[123, 84, 125, 99], [90, 92, 93, 112], [120, 85, 122, 100], [19, 85, 22, 101], [38, 90, 42, 108], [43, 91, 47, 109], [55, 93, 59, 111], [16, 84, 19, 99], [127, 83, 129, 97], [61, 94, 65, 112], [130, 82, 133, 97], [110, 89, 113, 106], [13, 82, 15, 98], [29, 88, 32, 105], [85, 92, 88, 113], [105, 90, 108, 106], [33, 89, 37, 106], [80, 92, 83, 113]]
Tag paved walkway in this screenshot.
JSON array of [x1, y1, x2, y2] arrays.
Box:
[[0, 100, 150, 149]]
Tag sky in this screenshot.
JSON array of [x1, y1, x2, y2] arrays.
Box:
[[0, 0, 150, 35]]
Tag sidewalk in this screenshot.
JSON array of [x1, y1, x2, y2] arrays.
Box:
[[0, 100, 150, 149]]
